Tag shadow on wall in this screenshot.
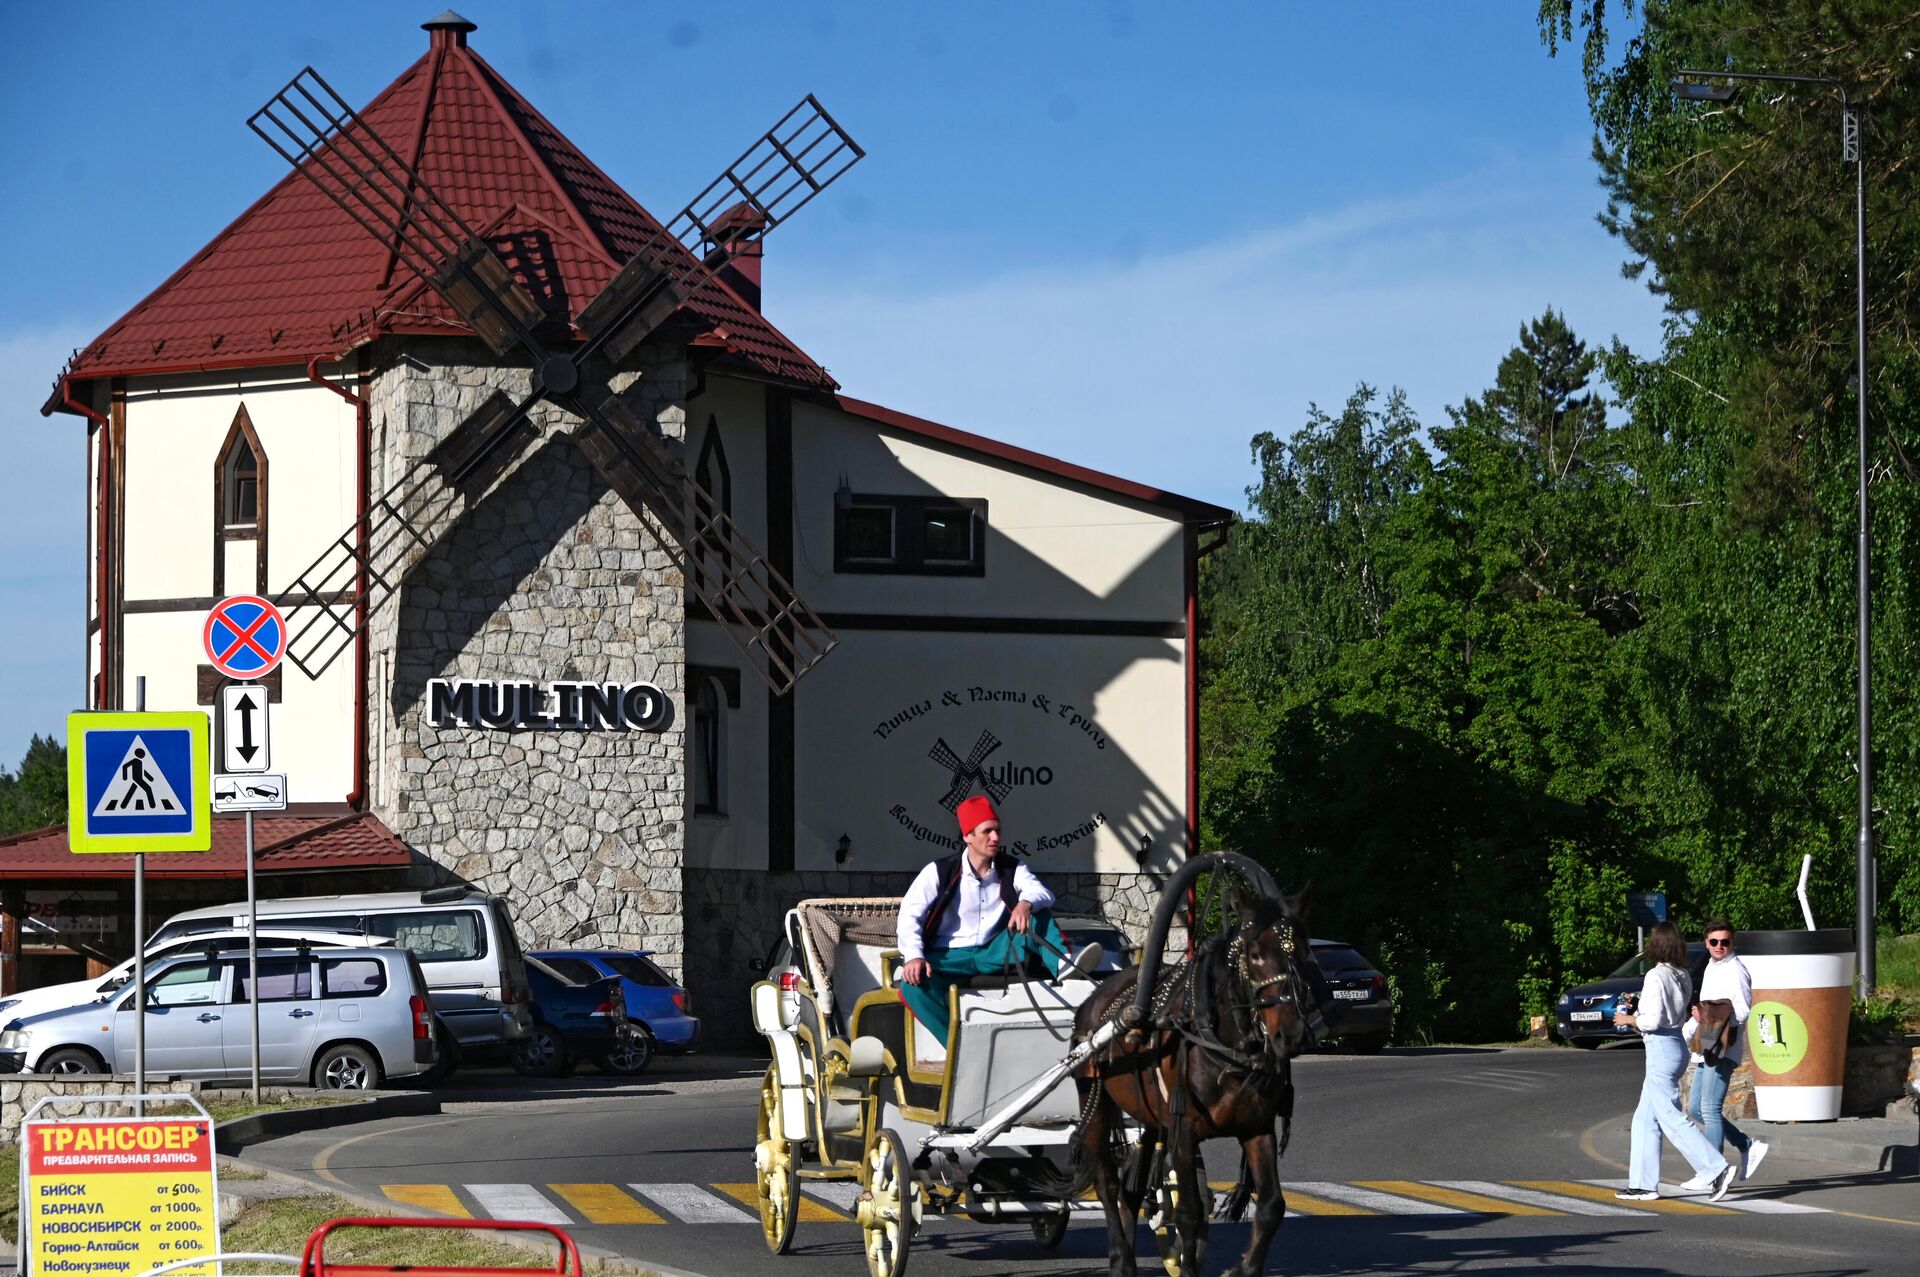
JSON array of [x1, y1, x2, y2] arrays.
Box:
[[702, 415, 1200, 879], [390, 430, 646, 718]]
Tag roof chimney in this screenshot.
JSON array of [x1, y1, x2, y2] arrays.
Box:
[[709, 202, 767, 312], [423, 10, 477, 49]]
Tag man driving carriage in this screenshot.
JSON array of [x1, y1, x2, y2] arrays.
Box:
[[896, 796, 1079, 1045]]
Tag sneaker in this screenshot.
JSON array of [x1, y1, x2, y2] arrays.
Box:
[[1676, 1174, 1714, 1193], [1066, 942, 1105, 979], [1743, 1141, 1769, 1181], [1708, 1162, 1738, 1202], [1615, 1188, 1659, 1201]]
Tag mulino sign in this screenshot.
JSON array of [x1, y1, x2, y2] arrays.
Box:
[[427, 679, 673, 731], [869, 683, 1116, 859]]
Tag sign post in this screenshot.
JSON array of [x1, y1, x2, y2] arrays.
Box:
[[1626, 890, 1669, 955], [66, 687, 211, 1115], [204, 596, 287, 1104]]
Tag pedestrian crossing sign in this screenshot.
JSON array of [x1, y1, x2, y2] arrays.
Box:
[[66, 711, 211, 853]]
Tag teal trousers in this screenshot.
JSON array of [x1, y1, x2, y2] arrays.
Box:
[[900, 910, 1065, 1046]]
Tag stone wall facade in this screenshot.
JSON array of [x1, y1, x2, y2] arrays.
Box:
[[365, 340, 689, 974], [683, 865, 1174, 1045]]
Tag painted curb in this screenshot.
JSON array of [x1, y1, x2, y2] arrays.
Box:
[[213, 1091, 442, 1152]]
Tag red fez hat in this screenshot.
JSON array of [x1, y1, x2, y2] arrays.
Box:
[[956, 795, 998, 837]]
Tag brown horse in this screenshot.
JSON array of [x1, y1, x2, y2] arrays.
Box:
[[1070, 888, 1319, 1277]]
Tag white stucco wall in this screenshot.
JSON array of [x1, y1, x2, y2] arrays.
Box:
[[681, 381, 1194, 878], [793, 630, 1185, 875], [111, 366, 360, 802], [790, 400, 1186, 620]]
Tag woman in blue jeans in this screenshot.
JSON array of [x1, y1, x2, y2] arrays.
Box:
[[1611, 922, 1738, 1202]]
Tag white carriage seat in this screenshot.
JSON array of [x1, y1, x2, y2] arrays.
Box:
[[943, 980, 1089, 1129], [831, 940, 889, 1032]]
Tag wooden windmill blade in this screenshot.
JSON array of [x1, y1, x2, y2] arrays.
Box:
[[573, 395, 838, 695], [575, 95, 864, 366], [249, 68, 548, 360], [252, 68, 857, 692]]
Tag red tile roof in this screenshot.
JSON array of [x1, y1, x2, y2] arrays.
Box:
[[55, 34, 831, 393], [0, 808, 413, 879]]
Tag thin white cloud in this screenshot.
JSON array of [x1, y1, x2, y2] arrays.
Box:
[[775, 161, 1666, 510]]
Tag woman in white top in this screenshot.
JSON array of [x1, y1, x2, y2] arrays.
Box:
[[1610, 923, 1737, 1201]]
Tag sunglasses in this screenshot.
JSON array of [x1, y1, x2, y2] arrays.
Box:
[[1706, 938, 1733, 948]]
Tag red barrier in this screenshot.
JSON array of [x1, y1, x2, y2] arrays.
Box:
[[300, 1217, 583, 1277]]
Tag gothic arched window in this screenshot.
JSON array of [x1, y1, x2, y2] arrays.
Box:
[[213, 404, 268, 595]]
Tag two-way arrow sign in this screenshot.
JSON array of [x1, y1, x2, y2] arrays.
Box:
[[217, 684, 271, 774]]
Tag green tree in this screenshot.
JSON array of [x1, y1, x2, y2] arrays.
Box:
[[0, 736, 67, 837]]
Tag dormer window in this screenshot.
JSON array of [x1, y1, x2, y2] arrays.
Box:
[[213, 404, 268, 595]]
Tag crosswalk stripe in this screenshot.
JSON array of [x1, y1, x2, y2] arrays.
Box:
[[1430, 1180, 1644, 1217], [1440, 1076, 1533, 1092], [1355, 1180, 1559, 1216], [715, 1182, 849, 1221], [381, 1185, 470, 1217], [804, 1181, 865, 1212], [1277, 1190, 1377, 1217], [365, 1178, 1826, 1226], [1578, 1179, 1828, 1215], [549, 1184, 663, 1224], [1518, 1180, 1730, 1215], [1691, 1196, 1830, 1215], [1204, 1181, 1374, 1217], [1287, 1182, 1466, 1215], [631, 1182, 757, 1224], [466, 1184, 570, 1225]]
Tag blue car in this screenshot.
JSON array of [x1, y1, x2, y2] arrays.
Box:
[[532, 950, 699, 1073], [1555, 942, 1707, 1048]]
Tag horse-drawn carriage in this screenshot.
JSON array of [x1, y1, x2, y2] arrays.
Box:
[[749, 854, 1326, 1277]]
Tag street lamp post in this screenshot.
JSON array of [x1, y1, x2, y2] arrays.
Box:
[[1671, 70, 1875, 996]]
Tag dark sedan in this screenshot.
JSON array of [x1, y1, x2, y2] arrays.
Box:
[[1312, 939, 1393, 1053], [1555, 942, 1708, 1047], [511, 955, 631, 1078]]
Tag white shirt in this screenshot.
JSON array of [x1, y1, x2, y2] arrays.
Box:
[[897, 854, 1055, 963], [1634, 963, 1692, 1032], [1692, 952, 1753, 1065]]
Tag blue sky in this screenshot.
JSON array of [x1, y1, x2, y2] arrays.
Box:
[[0, 1, 1662, 765]]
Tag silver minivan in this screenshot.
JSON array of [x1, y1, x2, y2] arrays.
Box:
[[0, 947, 437, 1089], [149, 888, 532, 1048]]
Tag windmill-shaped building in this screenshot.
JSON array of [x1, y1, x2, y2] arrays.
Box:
[[27, 13, 1230, 1040]]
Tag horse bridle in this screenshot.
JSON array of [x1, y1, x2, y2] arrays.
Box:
[[1225, 914, 1311, 1052]]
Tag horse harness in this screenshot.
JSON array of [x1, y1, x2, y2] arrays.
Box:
[[1088, 911, 1310, 1079]]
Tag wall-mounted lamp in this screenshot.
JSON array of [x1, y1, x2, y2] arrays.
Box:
[[836, 833, 852, 865], [834, 480, 853, 512], [1136, 834, 1151, 864]]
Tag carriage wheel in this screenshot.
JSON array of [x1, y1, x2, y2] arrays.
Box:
[[1029, 1209, 1069, 1249], [1146, 1144, 1208, 1277], [755, 1066, 800, 1254], [857, 1128, 912, 1277]]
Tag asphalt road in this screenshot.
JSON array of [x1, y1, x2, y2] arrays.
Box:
[[237, 1046, 1918, 1276]]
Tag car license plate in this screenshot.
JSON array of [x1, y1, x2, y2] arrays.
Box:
[[1332, 989, 1369, 1000], [1570, 1011, 1603, 1022]]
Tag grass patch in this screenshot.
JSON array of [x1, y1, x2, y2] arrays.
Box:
[[1878, 932, 1920, 1000], [141, 1094, 362, 1124], [222, 1195, 593, 1275]]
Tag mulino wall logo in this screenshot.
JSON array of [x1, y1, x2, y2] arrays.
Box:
[[870, 683, 1112, 860]]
